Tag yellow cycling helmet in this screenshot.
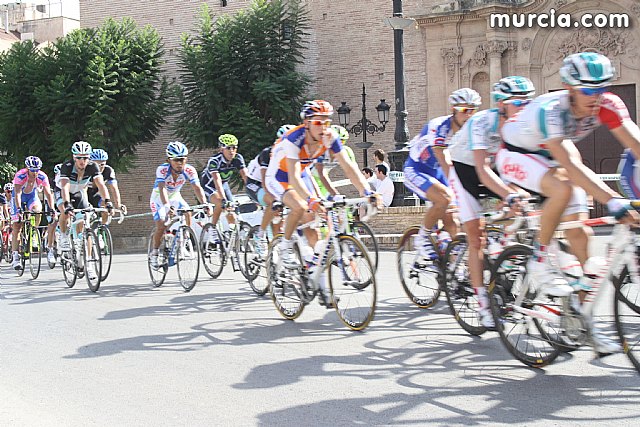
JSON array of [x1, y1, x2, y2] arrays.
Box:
[[218, 134, 239, 147]]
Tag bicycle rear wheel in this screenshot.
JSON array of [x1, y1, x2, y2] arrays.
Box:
[[245, 225, 269, 296], [397, 226, 441, 308], [268, 235, 306, 320], [83, 230, 102, 292], [442, 235, 487, 336], [176, 225, 200, 292], [28, 226, 42, 279], [17, 233, 27, 277], [97, 225, 113, 281], [235, 221, 251, 279], [200, 223, 225, 279], [351, 220, 379, 273], [614, 266, 640, 373], [148, 231, 168, 287], [489, 244, 561, 368], [328, 235, 377, 331]]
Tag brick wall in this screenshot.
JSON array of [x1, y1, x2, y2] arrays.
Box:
[[78, 0, 441, 241]]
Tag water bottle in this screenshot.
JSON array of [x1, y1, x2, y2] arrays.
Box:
[[487, 234, 502, 260]]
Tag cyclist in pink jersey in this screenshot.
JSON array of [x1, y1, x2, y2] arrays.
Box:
[[10, 156, 56, 270]]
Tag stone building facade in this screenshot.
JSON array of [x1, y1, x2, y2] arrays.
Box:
[[78, 0, 640, 241]]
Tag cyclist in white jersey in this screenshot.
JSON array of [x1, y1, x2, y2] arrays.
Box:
[[448, 76, 535, 328], [499, 52, 640, 355], [404, 88, 481, 262], [149, 141, 209, 268]]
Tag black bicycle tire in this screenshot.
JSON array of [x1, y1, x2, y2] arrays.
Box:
[[176, 225, 200, 292]]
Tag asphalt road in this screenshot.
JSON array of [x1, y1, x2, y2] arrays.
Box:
[[1, 242, 639, 426]]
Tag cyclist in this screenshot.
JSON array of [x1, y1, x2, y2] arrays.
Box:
[[149, 141, 209, 269], [264, 100, 377, 273], [58, 141, 113, 281], [0, 183, 10, 228], [310, 125, 357, 199], [88, 149, 126, 224], [447, 77, 536, 328], [10, 156, 56, 270], [200, 134, 248, 240], [403, 88, 481, 263], [245, 124, 295, 257], [499, 52, 640, 354]]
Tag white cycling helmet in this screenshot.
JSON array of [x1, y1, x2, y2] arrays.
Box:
[[54, 163, 63, 175], [166, 141, 188, 158], [491, 76, 535, 103], [71, 141, 92, 156], [448, 88, 482, 106], [560, 52, 614, 88], [276, 124, 296, 139], [4, 183, 14, 192], [25, 156, 43, 171]]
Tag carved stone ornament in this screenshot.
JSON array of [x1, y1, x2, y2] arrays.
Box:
[[486, 40, 509, 56], [521, 37, 532, 51], [441, 47, 463, 83], [548, 27, 628, 63], [632, 4, 640, 17], [555, 0, 568, 8], [473, 44, 487, 67]]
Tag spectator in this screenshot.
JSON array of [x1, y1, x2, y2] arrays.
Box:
[[361, 167, 376, 186], [373, 149, 390, 173], [375, 164, 394, 207]]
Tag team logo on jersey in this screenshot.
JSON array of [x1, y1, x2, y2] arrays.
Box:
[[501, 158, 528, 181]]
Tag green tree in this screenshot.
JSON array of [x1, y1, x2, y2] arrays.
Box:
[[0, 160, 17, 185], [0, 18, 173, 171], [176, 0, 310, 161]]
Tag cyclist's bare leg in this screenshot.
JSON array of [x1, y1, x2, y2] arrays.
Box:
[[423, 183, 453, 232], [152, 220, 166, 250], [11, 220, 23, 252], [47, 220, 57, 247], [463, 218, 485, 290], [539, 168, 572, 246], [209, 192, 224, 226], [282, 190, 306, 240], [261, 192, 275, 234]]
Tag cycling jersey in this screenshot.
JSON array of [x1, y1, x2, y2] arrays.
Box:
[[151, 163, 198, 199], [406, 115, 454, 172], [247, 158, 263, 183], [448, 109, 502, 167], [13, 169, 50, 194], [200, 152, 246, 195], [59, 160, 102, 194], [502, 91, 630, 154], [311, 145, 356, 198], [88, 165, 116, 207], [618, 149, 640, 199]]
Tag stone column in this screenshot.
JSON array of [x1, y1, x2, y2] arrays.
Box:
[[486, 40, 508, 99]]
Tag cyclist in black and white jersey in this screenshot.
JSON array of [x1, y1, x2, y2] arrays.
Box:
[[200, 134, 248, 238], [58, 141, 112, 280], [43, 163, 63, 264], [87, 148, 126, 224]]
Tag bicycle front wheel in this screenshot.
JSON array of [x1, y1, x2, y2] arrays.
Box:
[[328, 235, 377, 331], [614, 265, 640, 374], [268, 234, 306, 320], [148, 231, 168, 287], [28, 226, 42, 279], [83, 230, 102, 292], [245, 225, 269, 296], [61, 245, 77, 288], [397, 226, 441, 308], [17, 233, 27, 277], [489, 244, 561, 368], [200, 223, 225, 279], [176, 225, 200, 292], [235, 221, 252, 279], [351, 221, 379, 273], [97, 225, 113, 281]]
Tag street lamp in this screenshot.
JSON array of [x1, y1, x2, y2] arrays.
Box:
[[337, 83, 391, 167]]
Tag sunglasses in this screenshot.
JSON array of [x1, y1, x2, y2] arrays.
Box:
[[308, 119, 332, 127], [453, 106, 478, 114], [222, 146, 238, 150], [171, 157, 187, 163], [577, 86, 608, 96], [28, 168, 40, 173], [74, 156, 89, 161], [503, 99, 531, 107]]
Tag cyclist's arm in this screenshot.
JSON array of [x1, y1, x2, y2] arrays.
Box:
[[156, 182, 170, 206], [432, 146, 451, 178], [334, 150, 373, 197], [473, 150, 512, 199], [548, 138, 620, 204], [190, 182, 208, 205], [239, 167, 248, 185], [211, 171, 226, 201], [314, 163, 338, 197], [42, 186, 55, 213], [13, 183, 23, 211], [286, 158, 313, 200], [108, 182, 122, 208], [611, 121, 640, 162], [93, 175, 111, 203]]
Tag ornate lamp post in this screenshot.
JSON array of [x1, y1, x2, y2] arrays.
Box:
[[337, 83, 391, 168]]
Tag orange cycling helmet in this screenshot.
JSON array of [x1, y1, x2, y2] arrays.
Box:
[[300, 100, 334, 120]]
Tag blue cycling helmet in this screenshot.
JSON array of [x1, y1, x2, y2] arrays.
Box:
[[166, 141, 188, 158], [90, 149, 109, 161], [25, 156, 43, 171]]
